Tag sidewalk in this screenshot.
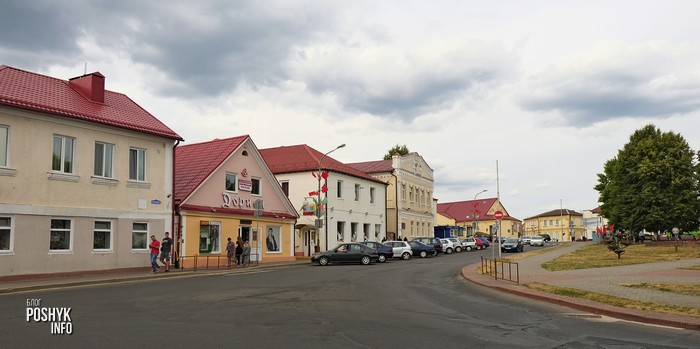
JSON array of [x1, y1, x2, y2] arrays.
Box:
[[0, 259, 310, 295], [461, 242, 700, 331]]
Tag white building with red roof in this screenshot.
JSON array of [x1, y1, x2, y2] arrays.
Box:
[[174, 136, 298, 264], [0, 65, 183, 277], [260, 145, 387, 254]]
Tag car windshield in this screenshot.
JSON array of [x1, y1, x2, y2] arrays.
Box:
[[505, 238, 518, 243], [531, 236, 543, 240]]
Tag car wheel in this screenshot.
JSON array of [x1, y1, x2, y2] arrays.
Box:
[[401, 252, 411, 260], [319, 256, 329, 266], [360, 255, 371, 265], [446, 247, 453, 254], [455, 247, 462, 253], [377, 254, 387, 263], [419, 251, 427, 258], [465, 246, 472, 251], [431, 250, 438, 257]]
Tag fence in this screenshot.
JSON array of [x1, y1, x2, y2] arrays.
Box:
[[175, 254, 260, 272], [480, 256, 519, 284]]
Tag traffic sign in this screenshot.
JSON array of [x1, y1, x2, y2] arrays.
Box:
[[494, 211, 504, 220]]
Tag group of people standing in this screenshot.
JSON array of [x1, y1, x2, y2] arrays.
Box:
[[148, 232, 173, 273], [227, 237, 251, 268]]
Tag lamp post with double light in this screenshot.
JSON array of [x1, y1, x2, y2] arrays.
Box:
[[316, 144, 345, 250], [472, 189, 488, 236]]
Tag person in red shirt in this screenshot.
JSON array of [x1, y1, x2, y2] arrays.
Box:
[[149, 235, 160, 273]]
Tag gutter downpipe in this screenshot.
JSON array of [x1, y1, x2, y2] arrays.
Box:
[[172, 139, 181, 266]]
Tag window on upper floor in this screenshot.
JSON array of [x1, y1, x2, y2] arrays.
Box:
[[251, 178, 261, 195], [52, 135, 75, 173], [225, 173, 237, 192], [409, 187, 414, 202], [94, 142, 115, 178], [369, 187, 375, 204], [0, 126, 8, 167], [354, 184, 361, 201], [337, 180, 343, 198], [129, 148, 146, 181], [401, 184, 406, 200], [280, 181, 289, 197]]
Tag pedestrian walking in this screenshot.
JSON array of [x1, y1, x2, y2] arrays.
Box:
[[159, 232, 173, 272], [235, 237, 244, 267], [226, 237, 235, 268], [148, 235, 160, 273], [242, 239, 251, 267]]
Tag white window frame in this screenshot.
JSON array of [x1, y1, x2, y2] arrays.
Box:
[[225, 173, 238, 192], [93, 220, 114, 252], [49, 218, 73, 253], [337, 180, 343, 199], [52, 135, 75, 173], [0, 216, 13, 254], [0, 125, 8, 168], [370, 187, 375, 204], [132, 222, 149, 250], [354, 184, 361, 201], [94, 142, 115, 178], [251, 177, 262, 195], [129, 147, 146, 182]]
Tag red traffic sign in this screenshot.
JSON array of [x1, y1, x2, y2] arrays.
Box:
[[494, 211, 504, 220]]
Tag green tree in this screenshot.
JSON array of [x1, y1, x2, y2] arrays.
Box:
[[595, 124, 700, 233], [383, 144, 409, 160]]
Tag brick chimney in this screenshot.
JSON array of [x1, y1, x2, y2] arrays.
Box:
[[68, 72, 105, 103]]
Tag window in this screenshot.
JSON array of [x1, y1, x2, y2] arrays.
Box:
[[94, 142, 114, 178], [225, 173, 237, 191], [351, 222, 358, 241], [251, 178, 261, 195], [52, 135, 75, 173], [129, 148, 146, 181], [354, 184, 361, 201], [401, 184, 406, 200], [132, 222, 148, 249], [199, 221, 220, 253], [556, 219, 559, 226], [337, 180, 343, 198], [337, 221, 345, 241], [374, 224, 381, 239], [50, 219, 72, 251], [93, 221, 112, 250], [280, 181, 289, 197], [0, 217, 12, 252], [363, 223, 370, 241], [370, 187, 375, 204], [265, 226, 281, 252], [409, 187, 414, 202], [549, 219, 553, 226], [0, 126, 8, 167]]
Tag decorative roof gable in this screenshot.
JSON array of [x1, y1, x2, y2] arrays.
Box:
[[0, 65, 182, 140]]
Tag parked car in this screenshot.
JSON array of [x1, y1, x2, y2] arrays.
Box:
[[446, 238, 463, 252], [539, 234, 552, 242], [529, 235, 545, 246], [383, 241, 413, 260], [439, 238, 456, 254], [407, 240, 435, 258], [412, 237, 442, 256], [501, 238, 524, 253], [460, 237, 478, 251], [473, 237, 485, 250], [311, 243, 379, 265], [521, 236, 532, 245], [478, 236, 490, 248], [359, 241, 394, 262]]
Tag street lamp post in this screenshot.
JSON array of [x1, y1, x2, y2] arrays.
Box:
[[472, 189, 488, 236], [317, 144, 345, 250]]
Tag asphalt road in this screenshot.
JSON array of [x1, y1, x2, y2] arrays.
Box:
[[1, 247, 699, 348]]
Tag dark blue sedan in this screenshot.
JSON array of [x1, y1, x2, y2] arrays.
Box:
[[359, 241, 394, 263], [407, 240, 436, 258]]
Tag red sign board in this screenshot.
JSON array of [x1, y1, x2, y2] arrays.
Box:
[[494, 211, 504, 220]]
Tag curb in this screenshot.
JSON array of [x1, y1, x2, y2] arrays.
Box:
[[461, 264, 700, 331]]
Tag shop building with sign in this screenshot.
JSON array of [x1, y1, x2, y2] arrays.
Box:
[[437, 198, 522, 239], [260, 145, 387, 255], [0, 66, 182, 277], [174, 136, 298, 265]]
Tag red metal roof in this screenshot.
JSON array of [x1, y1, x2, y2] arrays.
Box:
[[524, 209, 582, 220], [437, 198, 519, 222], [259, 144, 386, 184], [174, 136, 249, 202], [0, 65, 182, 140], [347, 159, 393, 173]]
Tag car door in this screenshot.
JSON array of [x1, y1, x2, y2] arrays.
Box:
[[333, 244, 350, 262], [347, 244, 364, 262]]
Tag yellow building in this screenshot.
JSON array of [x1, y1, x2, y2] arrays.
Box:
[[523, 209, 585, 242]]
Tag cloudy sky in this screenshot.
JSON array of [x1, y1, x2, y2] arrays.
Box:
[[2, 0, 699, 219]]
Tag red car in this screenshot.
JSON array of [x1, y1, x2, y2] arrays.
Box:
[[474, 237, 485, 250]]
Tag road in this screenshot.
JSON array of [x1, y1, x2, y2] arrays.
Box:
[[1, 247, 699, 348]]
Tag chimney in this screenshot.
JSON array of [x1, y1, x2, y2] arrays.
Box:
[[68, 72, 105, 103]]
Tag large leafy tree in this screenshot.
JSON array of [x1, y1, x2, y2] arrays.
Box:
[[383, 144, 409, 160], [595, 124, 700, 232]]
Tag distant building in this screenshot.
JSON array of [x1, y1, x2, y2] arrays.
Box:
[[0, 65, 182, 277], [261, 145, 387, 254], [523, 209, 585, 241], [437, 198, 521, 239], [348, 153, 434, 240], [582, 206, 608, 241]]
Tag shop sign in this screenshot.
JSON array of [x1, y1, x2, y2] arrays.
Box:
[[221, 192, 263, 210], [239, 179, 252, 191]]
